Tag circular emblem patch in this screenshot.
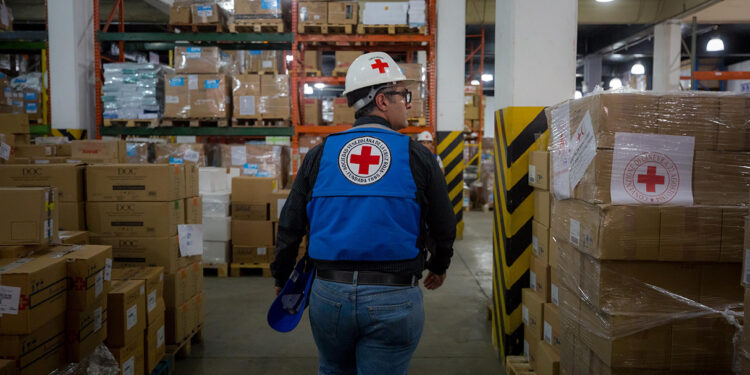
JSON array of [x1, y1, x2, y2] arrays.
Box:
[[338, 136, 391, 185], [622, 152, 680, 204]]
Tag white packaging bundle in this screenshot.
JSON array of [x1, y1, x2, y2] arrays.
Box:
[[202, 192, 231, 217], [203, 216, 231, 241], [203, 241, 230, 264], [408, 0, 426, 26], [362, 2, 409, 25], [199, 167, 230, 194], [101, 63, 163, 120]]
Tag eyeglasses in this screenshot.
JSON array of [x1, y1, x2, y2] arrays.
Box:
[[382, 89, 412, 104]]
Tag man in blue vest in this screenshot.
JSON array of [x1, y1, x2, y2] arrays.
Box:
[[271, 52, 456, 375]]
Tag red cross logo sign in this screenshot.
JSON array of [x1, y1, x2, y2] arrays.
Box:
[[339, 136, 392, 185], [622, 152, 680, 204], [370, 58, 389, 74]]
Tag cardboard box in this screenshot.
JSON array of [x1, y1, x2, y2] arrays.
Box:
[[298, 135, 324, 160], [231, 176, 277, 202], [185, 196, 202, 224], [0, 314, 66, 375], [721, 208, 745, 262], [269, 189, 290, 220], [522, 288, 544, 341], [185, 164, 200, 198], [0, 245, 34, 258], [191, 4, 220, 24], [303, 98, 322, 125], [543, 303, 561, 352], [164, 266, 190, 308], [66, 301, 107, 362], [299, 2, 327, 23], [670, 314, 736, 372], [259, 75, 290, 119], [60, 230, 89, 245], [232, 74, 260, 118], [694, 151, 750, 206], [536, 342, 560, 375], [232, 202, 268, 220], [233, 245, 273, 264], [528, 151, 549, 190], [110, 332, 145, 375], [91, 236, 184, 274], [13, 144, 56, 158], [334, 51, 362, 71], [0, 257, 67, 334], [222, 146, 289, 188], [232, 220, 274, 247], [175, 46, 221, 74], [0, 187, 58, 245], [534, 189, 551, 228], [203, 241, 230, 264], [190, 74, 229, 118], [188, 260, 203, 298], [71, 140, 127, 163], [154, 143, 206, 166], [87, 200, 184, 237], [44, 244, 113, 311], [361, 1, 408, 24], [235, 0, 281, 16], [164, 74, 189, 118], [659, 206, 722, 262], [106, 279, 146, 348], [303, 50, 321, 72], [146, 314, 166, 373], [59, 201, 86, 231], [333, 97, 355, 125], [399, 63, 424, 82], [717, 95, 750, 151], [530, 256, 550, 302], [657, 94, 719, 151], [195, 292, 205, 327], [169, 5, 191, 24], [523, 326, 538, 367], [328, 2, 357, 24], [166, 302, 189, 344], [0, 113, 28, 134], [464, 105, 479, 120], [532, 220, 550, 265], [112, 266, 165, 327], [246, 51, 284, 74]]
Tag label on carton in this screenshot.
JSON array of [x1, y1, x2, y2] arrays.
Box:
[[126, 305, 138, 330], [25, 103, 38, 114], [610, 133, 695, 206], [95, 271, 104, 297], [169, 157, 185, 165], [550, 102, 572, 200], [262, 60, 273, 69], [123, 356, 135, 375], [528, 165, 536, 184], [257, 247, 267, 255], [126, 143, 137, 157], [166, 95, 179, 104], [157, 325, 165, 348], [44, 219, 51, 238], [523, 340, 529, 359], [169, 77, 184, 87], [0, 286, 20, 315], [276, 198, 286, 220], [261, 0, 278, 10], [197, 5, 213, 17], [184, 149, 200, 163], [105, 258, 112, 281], [529, 271, 537, 291], [0, 142, 10, 160], [204, 79, 220, 89], [522, 305, 529, 325], [239, 96, 256, 116], [188, 75, 198, 90], [532, 235, 539, 255], [24, 92, 36, 101], [551, 283, 559, 306], [569, 219, 580, 247], [242, 163, 259, 176], [148, 290, 157, 312], [569, 111, 596, 189], [186, 47, 202, 59], [178, 224, 204, 256], [94, 307, 103, 331], [231, 146, 246, 166], [543, 321, 552, 345]]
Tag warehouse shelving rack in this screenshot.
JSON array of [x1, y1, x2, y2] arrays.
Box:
[[289, 0, 437, 173], [464, 28, 485, 180], [93, 0, 294, 139]]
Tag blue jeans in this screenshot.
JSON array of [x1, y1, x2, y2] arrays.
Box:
[[309, 277, 425, 375]]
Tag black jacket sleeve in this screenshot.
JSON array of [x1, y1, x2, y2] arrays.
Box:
[[270, 144, 323, 287]]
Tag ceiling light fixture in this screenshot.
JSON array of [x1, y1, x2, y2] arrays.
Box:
[[630, 63, 645, 75], [575, 90, 583, 99], [609, 78, 623, 89], [470, 80, 480, 86], [303, 84, 313, 95], [481, 74, 493, 82], [285, 54, 293, 62], [313, 83, 325, 89], [706, 37, 724, 52], [596, 0, 615, 3]]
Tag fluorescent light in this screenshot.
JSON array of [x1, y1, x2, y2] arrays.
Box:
[[706, 37, 724, 52], [481, 74, 493, 82], [304, 84, 313, 95], [609, 78, 622, 89], [470, 80, 480, 86], [630, 63, 645, 75], [313, 83, 325, 89], [285, 54, 293, 62], [596, 0, 615, 2], [574, 90, 583, 99]]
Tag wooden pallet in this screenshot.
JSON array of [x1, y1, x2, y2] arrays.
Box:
[[168, 23, 224, 33], [505, 356, 534, 375], [231, 117, 290, 128], [167, 325, 204, 359], [407, 117, 427, 127], [28, 118, 44, 126], [229, 18, 284, 33], [298, 22, 327, 34], [103, 118, 159, 128], [230, 262, 272, 277], [357, 24, 425, 35], [325, 23, 354, 34], [161, 118, 228, 127], [202, 263, 228, 277]]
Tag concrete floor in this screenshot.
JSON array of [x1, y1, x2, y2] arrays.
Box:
[[176, 211, 503, 374]]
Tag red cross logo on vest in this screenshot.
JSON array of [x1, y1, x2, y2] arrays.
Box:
[[371, 59, 389, 74], [637, 166, 665, 193], [339, 136, 392, 185]]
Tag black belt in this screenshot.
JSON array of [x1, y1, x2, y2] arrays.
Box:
[[316, 270, 416, 287]]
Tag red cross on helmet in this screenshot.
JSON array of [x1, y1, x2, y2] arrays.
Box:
[[342, 52, 409, 110]]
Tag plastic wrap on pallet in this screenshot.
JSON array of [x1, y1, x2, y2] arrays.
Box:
[[334, 51, 363, 74], [545, 91, 750, 205], [50, 344, 120, 375], [154, 143, 207, 166], [174, 46, 223, 74], [246, 50, 285, 74], [7, 72, 43, 121], [231, 74, 260, 118], [202, 192, 230, 217], [164, 71, 229, 119], [362, 2, 408, 25], [124, 141, 150, 164], [234, 0, 282, 19], [203, 241, 230, 264], [258, 74, 290, 119], [333, 97, 354, 125], [299, 2, 327, 23], [101, 63, 163, 120], [219, 144, 290, 188]]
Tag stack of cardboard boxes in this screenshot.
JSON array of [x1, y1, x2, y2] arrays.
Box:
[[231, 73, 291, 121], [401, 62, 425, 119], [464, 86, 482, 131], [0, 113, 29, 163], [219, 144, 290, 189], [165, 46, 229, 120], [542, 92, 748, 374], [742, 222, 750, 372], [201, 167, 233, 265], [168, 0, 222, 26], [234, 0, 282, 20]]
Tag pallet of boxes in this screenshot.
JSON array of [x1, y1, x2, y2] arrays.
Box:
[[0, 114, 30, 164], [401, 62, 426, 126], [230, 53, 291, 127], [82, 149, 204, 371], [230, 0, 285, 33], [531, 91, 749, 374], [169, 0, 225, 32], [743, 217, 750, 373], [332, 51, 362, 126], [298, 1, 358, 34], [200, 167, 233, 276], [164, 46, 230, 127]]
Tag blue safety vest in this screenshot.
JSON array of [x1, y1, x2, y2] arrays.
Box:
[[307, 126, 421, 261]]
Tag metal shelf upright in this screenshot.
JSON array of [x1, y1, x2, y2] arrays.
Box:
[[289, 0, 437, 173]]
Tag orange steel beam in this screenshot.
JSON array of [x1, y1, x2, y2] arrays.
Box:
[[680, 71, 750, 80], [94, 0, 102, 138], [301, 76, 346, 85]]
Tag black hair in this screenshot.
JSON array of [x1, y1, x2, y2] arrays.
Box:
[[346, 84, 389, 119]]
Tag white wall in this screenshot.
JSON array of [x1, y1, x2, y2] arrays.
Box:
[[484, 95, 495, 138], [436, 0, 465, 131], [727, 60, 750, 93]]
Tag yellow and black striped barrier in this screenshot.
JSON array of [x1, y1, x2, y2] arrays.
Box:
[[491, 107, 548, 361], [437, 131, 464, 239], [51, 129, 87, 140]]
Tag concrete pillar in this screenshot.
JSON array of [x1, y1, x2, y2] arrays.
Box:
[[435, 0, 465, 132], [495, 0, 578, 107], [48, 0, 95, 131], [583, 55, 603, 93], [653, 20, 682, 92]]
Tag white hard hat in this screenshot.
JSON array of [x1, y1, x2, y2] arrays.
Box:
[[342, 52, 408, 110], [417, 131, 433, 142]]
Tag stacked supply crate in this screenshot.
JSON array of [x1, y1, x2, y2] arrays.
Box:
[[230, 176, 278, 276], [200, 167, 233, 272], [0, 113, 29, 164], [546, 92, 749, 374], [101, 63, 163, 125], [165, 46, 229, 126], [231, 0, 284, 32], [743, 218, 750, 373], [219, 143, 290, 189]]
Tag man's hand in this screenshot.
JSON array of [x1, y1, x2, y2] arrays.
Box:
[[275, 286, 282, 296], [423, 271, 446, 290]]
